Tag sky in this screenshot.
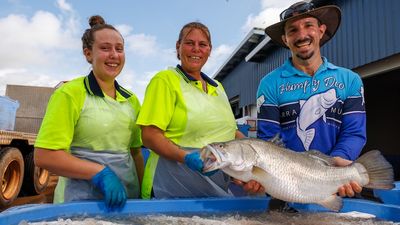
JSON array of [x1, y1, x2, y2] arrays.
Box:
[[0, 0, 298, 102]]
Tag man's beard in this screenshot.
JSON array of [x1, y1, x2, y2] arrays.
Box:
[[296, 50, 314, 60], [293, 37, 315, 60]]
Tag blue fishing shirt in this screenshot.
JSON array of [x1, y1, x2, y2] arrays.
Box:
[[257, 57, 366, 161]]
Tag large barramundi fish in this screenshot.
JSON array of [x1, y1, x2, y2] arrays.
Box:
[[200, 138, 394, 211]]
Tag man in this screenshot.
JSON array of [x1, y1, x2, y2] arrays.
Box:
[[257, 1, 366, 197]]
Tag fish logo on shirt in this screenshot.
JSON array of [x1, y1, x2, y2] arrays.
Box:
[[296, 89, 337, 150]]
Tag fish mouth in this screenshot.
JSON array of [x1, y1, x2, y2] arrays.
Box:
[[201, 145, 230, 173]]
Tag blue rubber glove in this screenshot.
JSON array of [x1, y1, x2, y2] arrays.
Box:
[[184, 152, 219, 176], [91, 166, 127, 211], [184, 152, 203, 172]]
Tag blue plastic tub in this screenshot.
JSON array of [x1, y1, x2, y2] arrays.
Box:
[[0, 197, 269, 225], [374, 181, 400, 205], [0, 96, 19, 131], [1, 197, 400, 225]]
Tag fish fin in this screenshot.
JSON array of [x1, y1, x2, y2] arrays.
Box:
[[252, 166, 270, 180], [304, 150, 336, 166], [355, 150, 394, 189], [319, 195, 342, 212], [323, 114, 327, 122], [269, 133, 285, 147]]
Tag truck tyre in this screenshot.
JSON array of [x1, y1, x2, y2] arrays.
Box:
[[21, 151, 49, 196], [0, 147, 24, 207]]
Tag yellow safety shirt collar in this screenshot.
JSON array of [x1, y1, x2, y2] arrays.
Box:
[[176, 65, 218, 87], [83, 71, 132, 98]]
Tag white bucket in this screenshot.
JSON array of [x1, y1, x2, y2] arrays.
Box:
[[0, 96, 20, 131]]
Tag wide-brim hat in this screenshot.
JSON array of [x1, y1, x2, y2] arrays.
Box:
[[265, 2, 341, 48]]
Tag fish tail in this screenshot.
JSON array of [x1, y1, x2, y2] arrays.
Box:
[[355, 150, 394, 189]]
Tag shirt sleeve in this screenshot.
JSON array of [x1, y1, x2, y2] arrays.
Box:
[[330, 74, 366, 160], [256, 75, 281, 141], [136, 74, 176, 131], [35, 88, 81, 151]]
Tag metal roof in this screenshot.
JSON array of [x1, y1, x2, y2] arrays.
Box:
[[214, 0, 400, 109], [213, 27, 265, 80], [245, 36, 275, 62]]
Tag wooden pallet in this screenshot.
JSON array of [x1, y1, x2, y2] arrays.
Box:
[[0, 130, 36, 146]]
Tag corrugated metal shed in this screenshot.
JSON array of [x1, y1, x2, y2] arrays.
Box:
[[213, 27, 265, 81], [322, 0, 400, 70], [214, 0, 400, 108], [221, 47, 290, 108], [5, 85, 55, 134]]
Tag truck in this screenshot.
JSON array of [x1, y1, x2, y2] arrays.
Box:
[[0, 84, 55, 208]]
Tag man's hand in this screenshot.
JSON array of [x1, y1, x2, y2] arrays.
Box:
[[338, 181, 362, 197], [333, 157, 363, 197], [232, 179, 265, 194]]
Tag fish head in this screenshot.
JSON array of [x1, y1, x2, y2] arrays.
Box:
[[200, 144, 231, 172], [200, 140, 257, 173]]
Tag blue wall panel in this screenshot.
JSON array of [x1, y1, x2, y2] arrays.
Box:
[[323, 0, 400, 68]]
